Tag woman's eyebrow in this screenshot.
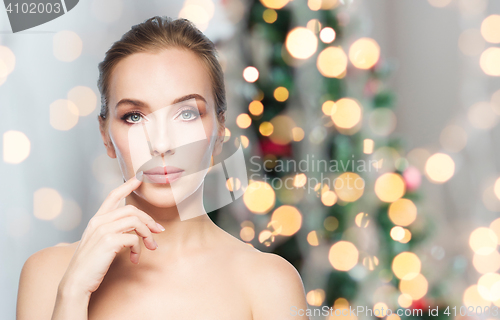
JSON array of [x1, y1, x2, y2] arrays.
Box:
[[115, 94, 207, 110]]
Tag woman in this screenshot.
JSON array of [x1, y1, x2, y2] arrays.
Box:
[[16, 16, 309, 319]]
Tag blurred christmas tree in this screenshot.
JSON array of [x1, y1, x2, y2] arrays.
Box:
[[217, 0, 451, 319]]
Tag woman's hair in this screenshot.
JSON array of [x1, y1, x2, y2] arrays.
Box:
[[97, 16, 226, 128]]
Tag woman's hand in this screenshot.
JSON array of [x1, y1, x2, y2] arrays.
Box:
[[57, 171, 164, 298]]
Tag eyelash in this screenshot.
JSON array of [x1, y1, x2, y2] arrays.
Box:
[[121, 107, 201, 125]]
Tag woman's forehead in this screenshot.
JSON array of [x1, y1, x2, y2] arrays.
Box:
[[108, 49, 214, 109]]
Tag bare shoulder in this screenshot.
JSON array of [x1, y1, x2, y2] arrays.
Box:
[[17, 241, 80, 320], [224, 241, 309, 319]]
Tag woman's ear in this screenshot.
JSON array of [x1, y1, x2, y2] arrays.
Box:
[[98, 115, 117, 159]]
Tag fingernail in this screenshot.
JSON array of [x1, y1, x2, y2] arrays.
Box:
[[156, 222, 165, 231], [154, 239, 158, 249], [136, 171, 143, 181]]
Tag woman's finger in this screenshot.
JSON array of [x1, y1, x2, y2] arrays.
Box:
[[97, 205, 164, 234], [95, 172, 143, 215], [97, 216, 158, 250]]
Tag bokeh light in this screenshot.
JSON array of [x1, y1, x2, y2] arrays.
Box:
[[329, 240, 359, 271], [348, 37, 380, 69], [307, 231, 319, 246], [236, 113, 252, 129], [249, 100, 264, 116], [53, 30, 82, 62], [374, 173, 405, 203], [388, 198, 417, 226], [331, 98, 362, 129], [424, 153, 455, 183], [0, 46, 16, 78], [285, 27, 318, 59], [269, 115, 296, 145], [317, 46, 348, 78], [50, 99, 79, 131], [33, 188, 63, 220], [399, 273, 428, 300], [67, 86, 97, 117], [481, 15, 500, 43], [334, 172, 364, 202], [392, 252, 421, 280], [320, 27, 336, 43], [274, 86, 289, 102], [271, 205, 302, 236], [243, 66, 259, 82], [243, 181, 276, 214], [469, 227, 498, 255], [480, 48, 500, 76], [3, 130, 30, 164], [260, 0, 289, 9], [459, 29, 486, 56]]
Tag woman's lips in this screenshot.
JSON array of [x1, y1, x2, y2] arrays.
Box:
[[143, 166, 184, 184]]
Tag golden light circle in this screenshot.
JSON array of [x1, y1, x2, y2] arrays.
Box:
[[243, 181, 275, 214], [249, 100, 264, 116], [473, 250, 500, 274], [481, 15, 500, 43], [480, 47, 500, 76], [388, 198, 417, 226], [236, 113, 252, 129], [243, 66, 259, 82], [391, 226, 405, 241], [269, 115, 295, 145], [239, 135, 249, 148], [274, 86, 289, 102], [306, 289, 325, 306], [374, 173, 406, 203], [469, 227, 498, 255], [322, 100, 336, 115], [400, 229, 412, 244], [260, 0, 289, 9], [285, 27, 318, 60], [53, 30, 82, 62], [331, 98, 362, 129], [349, 37, 380, 69], [424, 153, 455, 183], [463, 285, 491, 309], [271, 205, 302, 236], [355, 212, 369, 228], [373, 302, 388, 318], [478, 273, 500, 301], [263, 9, 278, 23], [320, 27, 336, 43], [259, 122, 274, 136], [321, 190, 338, 206], [3, 130, 30, 164], [328, 241, 359, 271], [292, 127, 304, 141], [240, 226, 255, 242], [392, 252, 421, 280], [334, 172, 364, 202], [317, 46, 348, 78], [50, 99, 79, 131], [399, 273, 428, 300], [324, 216, 339, 231], [307, 231, 319, 246], [398, 294, 413, 308], [33, 188, 63, 220], [258, 229, 274, 246]]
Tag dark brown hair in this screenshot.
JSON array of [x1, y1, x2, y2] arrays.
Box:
[[97, 16, 226, 128]]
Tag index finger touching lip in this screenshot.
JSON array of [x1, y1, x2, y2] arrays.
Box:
[[96, 171, 144, 215]]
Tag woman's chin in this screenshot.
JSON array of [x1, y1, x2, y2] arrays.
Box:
[[132, 186, 180, 208]]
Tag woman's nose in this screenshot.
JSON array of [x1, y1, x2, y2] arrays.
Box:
[[148, 116, 176, 156]]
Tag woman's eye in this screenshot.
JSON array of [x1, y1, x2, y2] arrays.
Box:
[[179, 110, 198, 121], [124, 113, 143, 124]]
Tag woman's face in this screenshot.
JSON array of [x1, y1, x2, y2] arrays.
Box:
[[99, 48, 224, 208]]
